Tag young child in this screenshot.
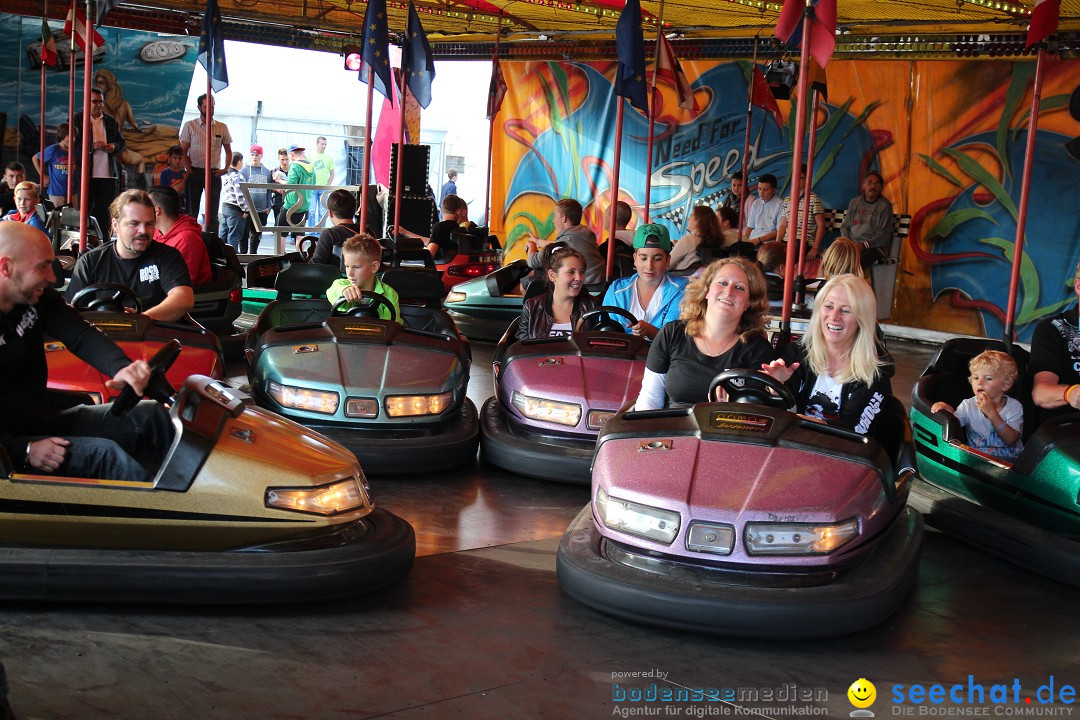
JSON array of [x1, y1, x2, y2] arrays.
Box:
[[325, 235, 401, 322], [159, 145, 189, 214], [931, 350, 1023, 461]]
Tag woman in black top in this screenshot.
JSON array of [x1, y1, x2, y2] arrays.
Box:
[[634, 256, 774, 408]]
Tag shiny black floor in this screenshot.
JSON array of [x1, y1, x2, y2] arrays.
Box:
[[3, 340, 1078, 720]]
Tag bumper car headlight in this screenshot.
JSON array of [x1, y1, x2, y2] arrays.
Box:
[[385, 391, 453, 417], [266, 477, 367, 516], [446, 291, 467, 303], [596, 487, 680, 544], [744, 518, 859, 555], [268, 381, 339, 415], [511, 391, 582, 427], [586, 409, 615, 430]]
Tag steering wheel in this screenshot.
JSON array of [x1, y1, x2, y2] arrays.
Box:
[[708, 368, 797, 410], [71, 282, 143, 314], [297, 236, 317, 261], [330, 292, 396, 320], [576, 306, 638, 334], [110, 339, 181, 416]]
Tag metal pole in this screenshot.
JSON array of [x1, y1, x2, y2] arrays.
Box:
[[780, 2, 813, 329], [795, 89, 819, 305], [642, 0, 666, 222], [204, 74, 213, 234], [737, 37, 759, 241], [483, 15, 502, 233], [77, 0, 95, 252], [39, 0, 48, 195], [66, 8, 76, 206], [392, 66, 407, 238], [1004, 48, 1047, 343], [605, 101, 625, 281], [359, 66, 375, 235]]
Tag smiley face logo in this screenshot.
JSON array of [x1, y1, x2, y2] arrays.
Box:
[[848, 679, 877, 709]]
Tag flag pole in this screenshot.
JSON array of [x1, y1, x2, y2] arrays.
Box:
[[642, 0, 666, 222], [203, 73, 213, 234], [392, 66, 407, 239], [77, 0, 95, 252], [66, 5, 76, 206], [605, 101, 625, 282], [779, 0, 813, 330], [483, 14, 502, 234], [39, 4, 48, 195], [736, 37, 759, 241], [794, 89, 819, 306], [1004, 47, 1047, 343], [359, 66, 375, 235]]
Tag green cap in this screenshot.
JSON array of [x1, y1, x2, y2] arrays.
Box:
[[633, 223, 672, 253]]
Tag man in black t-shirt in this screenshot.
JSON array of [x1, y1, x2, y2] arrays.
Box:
[[311, 189, 361, 267], [65, 189, 193, 322], [427, 194, 476, 260], [1031, 258, 1080, 423], [0, 223, 173, 481]]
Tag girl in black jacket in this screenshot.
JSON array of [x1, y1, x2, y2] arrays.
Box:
[[516, 246, 598, 341]]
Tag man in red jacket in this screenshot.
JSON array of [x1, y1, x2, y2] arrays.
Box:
[[148, 185, 212, 286]]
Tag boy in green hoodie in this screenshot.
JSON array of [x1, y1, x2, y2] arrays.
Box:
[[279, 144, 315, 228]]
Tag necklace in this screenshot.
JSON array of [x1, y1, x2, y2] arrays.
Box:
[[698, 333, 736, 357]]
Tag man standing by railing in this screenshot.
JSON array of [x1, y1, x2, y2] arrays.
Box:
[[179, 93, 232, 235]]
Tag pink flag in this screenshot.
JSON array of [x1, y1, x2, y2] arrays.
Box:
[[1026, 0, 1060, 47], [371, 70, 403, 187]]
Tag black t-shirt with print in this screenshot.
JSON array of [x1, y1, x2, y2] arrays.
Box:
[[65, 240, 192, 310]]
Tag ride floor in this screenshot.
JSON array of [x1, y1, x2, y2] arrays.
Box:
[[2, 340, 1076, 719]]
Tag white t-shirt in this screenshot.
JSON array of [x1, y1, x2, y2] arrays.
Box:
[[955, 395, 1024, 461], [628, 282, 664, 326], [804, 373, 843, 420], [549, 322, 573, 337]]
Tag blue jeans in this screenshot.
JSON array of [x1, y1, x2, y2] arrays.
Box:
[[35, 400, 174, 482], [221, 205, 247, 252], [307, 190, 325, 227]]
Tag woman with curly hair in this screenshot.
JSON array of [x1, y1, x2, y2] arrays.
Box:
[[762, 274, 894, 434], [634, 256, 775, 409]]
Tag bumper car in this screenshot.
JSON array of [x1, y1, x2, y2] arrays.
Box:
[[433, 228, 502, 295], [908, 337, 1080, 587], [443, 259, 530, 341], [46, 283, 224, 402], [245, 263, 479, 475], [480, 307, 648, 484], [2, 343, 415, 603], [557, 370, 924, 638], [190, 231, 245, 359]]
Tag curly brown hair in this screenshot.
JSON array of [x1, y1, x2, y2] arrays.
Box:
[[679, 256, 770, 341]]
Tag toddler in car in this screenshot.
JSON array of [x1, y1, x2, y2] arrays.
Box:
[[931, 350, 1023, 461]]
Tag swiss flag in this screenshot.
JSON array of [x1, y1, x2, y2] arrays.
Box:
[[1026, 0, 1060, 48], [64, 0, 104, 53]]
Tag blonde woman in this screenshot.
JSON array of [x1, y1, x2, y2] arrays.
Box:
[[820, 237, 865, 280], [762, 274, 894, 434], [634, 256, 774, 409]]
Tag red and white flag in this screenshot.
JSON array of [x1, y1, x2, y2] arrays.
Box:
[[1026, 0, 1060, 48], [64, 0, 104, 53], [653, 35, 698, 112]]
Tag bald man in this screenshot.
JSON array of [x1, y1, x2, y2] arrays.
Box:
[[0, 223, 173, 481]]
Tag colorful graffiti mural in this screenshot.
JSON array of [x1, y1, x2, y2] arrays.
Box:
[[491, 57, 1080, 340]]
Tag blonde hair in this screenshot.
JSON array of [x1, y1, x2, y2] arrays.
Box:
[[821, 238, 864, 279], [802, 274, 882, 386], [13, 181, 39, 198], [969, 350, 1018, 388], [680, 256, 769, 341]]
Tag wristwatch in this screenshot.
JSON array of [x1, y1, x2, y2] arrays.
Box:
[[24, 441, 33, 468]]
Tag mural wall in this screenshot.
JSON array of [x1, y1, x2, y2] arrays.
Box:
[[491, 57, 1080, 340], [0, 12, 197, 187]]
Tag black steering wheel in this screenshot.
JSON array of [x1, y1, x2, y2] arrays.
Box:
[[297, 236, 317, 261], [576, 306, 638, 334], [110, 339, 181, 416], [708, 368, 797, 410], [71, 282, 143, 314], [330, 292, 396, 320]]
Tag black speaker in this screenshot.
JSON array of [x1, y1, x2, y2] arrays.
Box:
[[386, 197, 436, 237], [390, 143, 430, 198], [764, 61, 798, 101]]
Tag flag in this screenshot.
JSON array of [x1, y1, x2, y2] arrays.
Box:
[[198, 0, 229, 93], [614, 0, 648, 113], [96, 0, 119, 25], [404, 2, 435, 109], [805, 57, 828, 101], [653, 35, 697, 112], [64, 1, 104, 53], [750, 65, 783, 128], [40, 18, 58, 67], [487, 55, 507, 119], [774, 0, 837, 67], [1026, 0, 1060, 47], [360, 0, 393, 104]]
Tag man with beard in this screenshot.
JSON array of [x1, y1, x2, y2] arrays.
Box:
[[840, 171, 894, 270], [65, 189, 193, 322], [72, 89, 126, 239], [0, 222, 173, 481]]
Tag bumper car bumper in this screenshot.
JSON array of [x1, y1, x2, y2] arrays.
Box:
[[444, 309, 517, 342], [908, 478, 1080, 588], [556, 504, 923, 638], [0, 508, 415, 604], [309, 399, 480, 475], [480, 397, 594, 484]]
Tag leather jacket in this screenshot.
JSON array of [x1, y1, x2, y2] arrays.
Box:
[[516, 291, 599, 341]]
